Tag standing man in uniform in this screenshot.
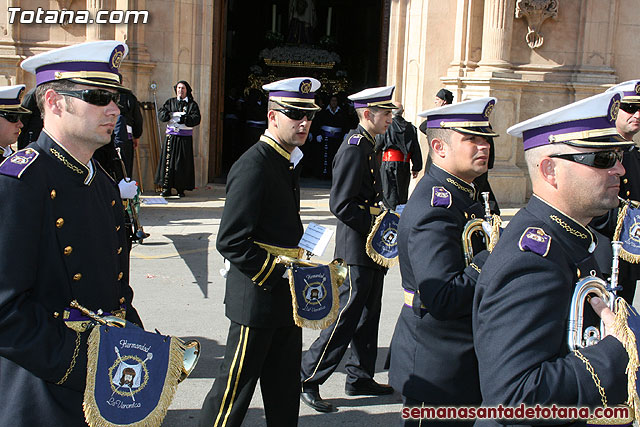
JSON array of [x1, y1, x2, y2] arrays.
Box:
[[388, 98, 497, 425], [473, 92, 631, 426], [375, 102, 422, 209], [300, 86, 396, 413], [591, 80, 640, 305], [0, 40, 142, 427], [199, 77, 321, 427], [0, 85, 31, 157]]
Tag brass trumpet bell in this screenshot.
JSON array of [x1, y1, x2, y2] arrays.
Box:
[[567, 241, 621, 351], [177, 339, 201, 383]]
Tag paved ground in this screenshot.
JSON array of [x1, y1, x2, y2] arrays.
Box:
[[129, 184, 519, 426]]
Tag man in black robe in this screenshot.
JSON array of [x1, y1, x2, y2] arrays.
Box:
[[155, 80, 201, 198]]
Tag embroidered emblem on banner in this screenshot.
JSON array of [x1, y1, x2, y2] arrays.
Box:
[[83, 325, 184, 427], [288, 262, 344, 329], [518, 227, 551, 257], [366, 210, 400, 267], [614, 202, 640, 263]]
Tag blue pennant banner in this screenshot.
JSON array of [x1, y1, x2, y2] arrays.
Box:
[[614, 204, 640, 264], [84, 324, 183, 427], [289, 264, 340, 330], [366, 210, 400, 267]]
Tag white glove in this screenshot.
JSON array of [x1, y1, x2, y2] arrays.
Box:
[[118, 179, 138, 199]]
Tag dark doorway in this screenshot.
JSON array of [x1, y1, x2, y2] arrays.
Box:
[[218, 0, 389, 176]]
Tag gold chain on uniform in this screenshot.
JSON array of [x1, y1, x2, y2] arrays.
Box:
[[549, 215, 588, 240], [446, 178, 474, 196], [56, 330, 82, 385], [50, 148, 84, 175], [573, 349, 607, 407]]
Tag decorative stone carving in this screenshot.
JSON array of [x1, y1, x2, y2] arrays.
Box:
[[56, 0, 74, 27], [515, 0, 558, 49]]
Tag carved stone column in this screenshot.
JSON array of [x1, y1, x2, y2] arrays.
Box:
[[476, 0, 515, 75]]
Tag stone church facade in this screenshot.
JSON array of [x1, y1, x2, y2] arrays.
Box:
[[1, 0, 638, 204]]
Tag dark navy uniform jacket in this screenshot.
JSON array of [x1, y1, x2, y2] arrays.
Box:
[[388, 164, 488, 404], [0, 131, 141, 427], [217, 135, 303, 328], [330, 125, 383, 268], [473, 196, 628, 426]]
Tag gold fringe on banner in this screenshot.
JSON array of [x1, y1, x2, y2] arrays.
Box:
[[83, 327, 184, 427], [288, 263, 341, 330], [611, 298, 640, 422], [613, 203, 640, 264], [365, 211, 400, 268]]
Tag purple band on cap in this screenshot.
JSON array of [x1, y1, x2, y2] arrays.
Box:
[[522, 116, 613, 150], [269, 90, 315, 100], [353, 96, 392, 109], [35, 61, 120, 85], [0, 98, 21, 106], [425, 113, 490, 128]]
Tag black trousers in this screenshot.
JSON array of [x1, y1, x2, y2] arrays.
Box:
[[199, 321, 302, 427], [300, 265, 385, 389]]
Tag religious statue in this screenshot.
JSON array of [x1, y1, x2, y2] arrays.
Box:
[[287, 0, 316, 44]]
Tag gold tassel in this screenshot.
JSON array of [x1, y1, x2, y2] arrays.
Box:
[[288, 264, 341, 330], [83, 327, 185, 427], [611, 298, 640, 421], [488, 214, 502, 253], [365, 212, 399, 268]]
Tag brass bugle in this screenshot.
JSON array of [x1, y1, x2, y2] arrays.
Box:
[[115, 147, 150, 243], [567, 241, 621, 351], [70, 300, 199, 383], [462, 192, 492, 266], [276, 256, 348, 286]]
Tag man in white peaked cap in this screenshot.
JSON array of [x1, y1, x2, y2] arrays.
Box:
[[0, 40, 142, 427], [591, 80, 640, 305], [200, 77, 321, 427], [388, 97, 498, 425], [300, 85, 395, 413], [0, 84, 30, 157], [473, 92, 632, 426]]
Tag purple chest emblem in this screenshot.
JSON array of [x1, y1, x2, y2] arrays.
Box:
[[518, 227, 551, 257], [0, 148, 39, 178], [431, 186, 452, 208]]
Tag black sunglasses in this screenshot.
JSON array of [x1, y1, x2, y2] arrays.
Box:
[[0, 111, 22, 123], [56, 89, 120, 107], [275, 108, 316, 121], [620, 103, 640, 115], [549, 150, 623, 169]]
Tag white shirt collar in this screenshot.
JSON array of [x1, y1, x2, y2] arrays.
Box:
[[264, 130, 304, 167]]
